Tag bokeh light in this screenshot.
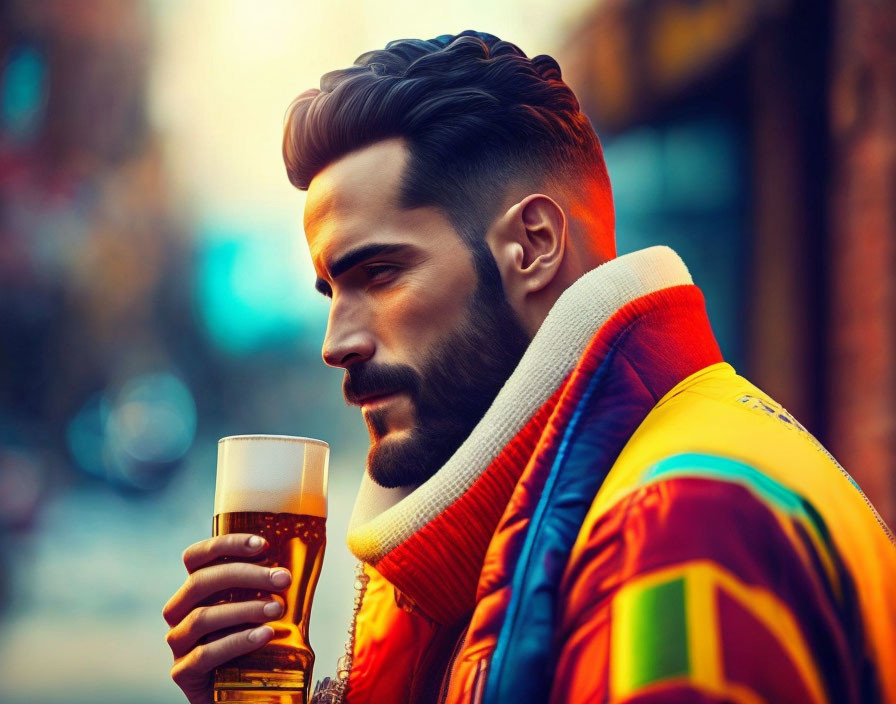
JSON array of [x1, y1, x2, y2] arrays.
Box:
[[195, 216, 325, 356], [67, 373, 196, 491], [0, 43, 47, 141]]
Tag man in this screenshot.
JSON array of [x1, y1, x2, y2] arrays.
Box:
[[163, 31, 896, 703]]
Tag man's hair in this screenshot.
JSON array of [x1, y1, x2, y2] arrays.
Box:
[[282, 30, 613, 282]]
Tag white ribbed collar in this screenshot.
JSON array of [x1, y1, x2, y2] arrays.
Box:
[[347, 245, 693, 562]]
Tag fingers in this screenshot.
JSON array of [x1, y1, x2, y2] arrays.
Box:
[[166, 597, 285, 659], [170, 625, 275, 703], [165, 533, 279, 704], [162, 563, 292, 627], [182, 534, 268, 574]]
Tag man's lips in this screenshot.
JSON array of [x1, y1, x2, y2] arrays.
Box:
[[361, 393, 399, 411], [348, 391, 403, 409]]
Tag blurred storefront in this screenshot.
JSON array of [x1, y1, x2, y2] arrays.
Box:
[[557, 0, 896, 527]]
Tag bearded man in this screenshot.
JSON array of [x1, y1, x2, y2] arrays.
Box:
[[163, 31, 896, 704]]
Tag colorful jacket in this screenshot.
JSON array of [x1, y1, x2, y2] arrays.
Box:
[[326, 246, 896, 704]]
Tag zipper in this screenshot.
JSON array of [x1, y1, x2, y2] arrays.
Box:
[[436, 624, 470, 704], [470, 659, 488, 704]]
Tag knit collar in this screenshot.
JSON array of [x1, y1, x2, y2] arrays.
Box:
[[346, 246, 695, 563]]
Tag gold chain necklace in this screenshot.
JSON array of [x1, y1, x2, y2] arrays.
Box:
[[311, 561, 369, 703]]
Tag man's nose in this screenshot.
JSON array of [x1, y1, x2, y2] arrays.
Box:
[[321, 302, 375, 368]]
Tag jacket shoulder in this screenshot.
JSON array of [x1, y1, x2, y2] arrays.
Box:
[[592, 362, 880, 524], [556, 362, 896, 703], [551, 469, 868, 704]]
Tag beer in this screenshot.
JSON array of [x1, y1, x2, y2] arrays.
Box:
[[213, 511, 325, 700], [213, 436, 328, 704]]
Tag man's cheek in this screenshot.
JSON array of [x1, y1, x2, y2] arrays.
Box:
[[391, 286, 472, 342]]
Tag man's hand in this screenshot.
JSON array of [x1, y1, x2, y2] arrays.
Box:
[[162, 533, 292, 704]]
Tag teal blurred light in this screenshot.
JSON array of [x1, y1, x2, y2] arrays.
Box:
[[1, 44, 47, 141], [65, 373, 197, 490], [195, 216, 324, 356], [602, 126, 665, 212], [109, 372, 197, 466], [603, 118, 738, 215], [66, 393, 111, 482], [662, 120, 739, 212], [603, 115, 747, 373]]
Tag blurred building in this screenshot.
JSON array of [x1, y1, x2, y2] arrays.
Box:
[[557, 0, 896, 528], [0, 0, 210, 604]]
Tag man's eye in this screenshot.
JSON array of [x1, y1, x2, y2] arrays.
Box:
[[363, 264, 399, 282]]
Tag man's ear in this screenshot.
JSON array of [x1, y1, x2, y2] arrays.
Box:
[[486, 193, 567, 306]]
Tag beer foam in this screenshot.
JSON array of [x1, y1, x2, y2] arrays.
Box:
[[215, 435, 328, 517]]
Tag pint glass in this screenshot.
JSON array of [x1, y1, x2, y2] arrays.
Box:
[[212, 435, 328, 704]]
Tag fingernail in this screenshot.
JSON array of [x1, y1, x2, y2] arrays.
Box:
[[263, 600, 283, 618], [248, 625, 273, 643], [247, 536, 265, 550], [270, 569, 291, 588]]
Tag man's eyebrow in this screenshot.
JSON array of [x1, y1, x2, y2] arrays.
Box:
[[314, 243, 414, 295]]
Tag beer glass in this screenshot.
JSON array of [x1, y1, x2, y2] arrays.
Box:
[[212, 435, 328, 704]]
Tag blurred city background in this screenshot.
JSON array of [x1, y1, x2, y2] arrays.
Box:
[[1, 0, 893, 702]]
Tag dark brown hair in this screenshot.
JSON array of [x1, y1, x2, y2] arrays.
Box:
[[283, 30, 612, 283]]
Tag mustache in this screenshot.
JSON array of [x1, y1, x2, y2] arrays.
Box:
[[343, 362, 420, 405]]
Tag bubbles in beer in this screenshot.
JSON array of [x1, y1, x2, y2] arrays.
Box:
[[213, 510, 326, 702]]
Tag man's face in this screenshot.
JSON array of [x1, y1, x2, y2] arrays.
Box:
[[304, 138, 530, 488]]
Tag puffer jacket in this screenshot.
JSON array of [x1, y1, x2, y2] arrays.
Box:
[[322, 246, 896, 704]]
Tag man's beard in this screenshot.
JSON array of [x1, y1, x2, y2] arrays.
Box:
[[343, 279, 531, 489]]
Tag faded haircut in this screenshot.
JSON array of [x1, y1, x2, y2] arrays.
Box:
[[282, 29, 612, 289]]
